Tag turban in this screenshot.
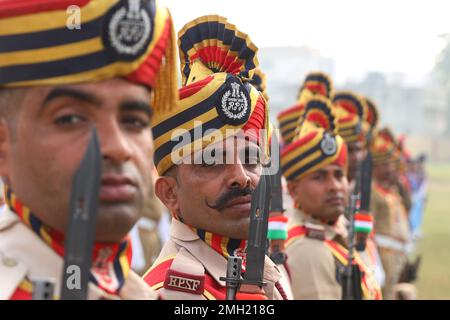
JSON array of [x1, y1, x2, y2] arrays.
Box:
[[277, 71, 333, 144], [152, 15, 269, 175], [333, 91, 367, 144], [281, 96, 347, 181], [0, 0, 178, 113], [249, 67, 269, 103], [371, 127, 399, 165], [362, 97, 380, 142]]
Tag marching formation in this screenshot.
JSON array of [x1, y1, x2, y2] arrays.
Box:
[[0, 0, 425, 300]]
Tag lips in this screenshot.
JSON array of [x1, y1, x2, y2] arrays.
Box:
[[223, 195, 252, 214], [326, 196, 345, 206], [99, 175, 137, 202]]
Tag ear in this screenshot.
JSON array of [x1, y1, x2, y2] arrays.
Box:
[[286, 180, 298, 200], [154, 176, 180, 218], [0, 118, 11, 183], [287, 180, 302, 209]]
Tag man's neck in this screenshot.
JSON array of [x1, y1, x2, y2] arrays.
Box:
[[300, 210, 339, 226]]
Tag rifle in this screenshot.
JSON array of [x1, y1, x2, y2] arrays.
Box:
[[31, 279, 55, 300], [268, 133, 286, 265], [221, 166, 272, 300], [60, 128, 101, 300], [341, 149, 363, 300], [356, 152, 373, 252]]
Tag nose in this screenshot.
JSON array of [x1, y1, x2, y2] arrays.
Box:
[[328, 175, 342, 193], [225, 163, 252, 189], [97, 121, 132, 164]]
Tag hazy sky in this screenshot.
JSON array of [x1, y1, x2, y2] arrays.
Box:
[[164, 0, 449, 83]]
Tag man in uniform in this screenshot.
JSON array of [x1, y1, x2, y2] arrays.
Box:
[[333, 91, 368, 189], [143, 15, 291, 300], [276, 71, 335, 219], [0, 0, 178, 300], [370, 128, 412, 299], [333, 92, 384, 293], [281, 95, 381, 300]]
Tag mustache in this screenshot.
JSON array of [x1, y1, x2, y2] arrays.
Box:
[[206, 186, 254, 211], [100, 161, 134, 177]]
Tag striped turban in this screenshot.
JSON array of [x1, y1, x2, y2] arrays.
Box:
[[0, 0, 178, 113], [277, 71, 334, 145], [333, 91, 367, 144], [371, 127, 399, 165], [361, 97, 380, 143], [281, 96, 347, 182], [152, 15, 269, 175]]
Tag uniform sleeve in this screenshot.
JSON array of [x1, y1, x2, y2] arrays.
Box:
[[286, 238, 341, 300], [154, 247, 207, 300]]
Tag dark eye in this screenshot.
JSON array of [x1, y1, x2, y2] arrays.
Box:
[[313, 174, 324, 181], [200, 161, 216, 167], [200, 156, 224, 167], [121, 115, 150, 130], [55, 114, 85, 125], [335, 171, 344, 180], [242, 148, 261, 166]]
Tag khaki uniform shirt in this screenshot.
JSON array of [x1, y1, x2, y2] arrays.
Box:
[[370, 183, 411, 299], [143, 218, 292, 300], [0, 207, 157, 300], [371, 183, 410, 242], [286, 209, 348, 299]]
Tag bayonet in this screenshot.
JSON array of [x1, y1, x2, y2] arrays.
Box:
[[221, 166, 272, 299], [342, 156, 363, 300], [60, 128, 101, 300], [268, 133, 287, 265], [356, 152, 373, 252], [360, 152, 373, 213], [243, 166, 271, 286]]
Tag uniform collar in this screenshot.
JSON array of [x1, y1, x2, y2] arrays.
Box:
[[294, 209, 348, 241], [0, 206, 155, 300], [169, 218, 282, 288]]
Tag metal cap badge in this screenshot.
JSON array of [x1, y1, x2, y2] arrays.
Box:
[[102, 0, 155, 61], [216, 77, 251, 126], [320, 132, 338, 156]]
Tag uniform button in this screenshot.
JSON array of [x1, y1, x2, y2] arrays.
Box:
[[3, 257, 17, 267]]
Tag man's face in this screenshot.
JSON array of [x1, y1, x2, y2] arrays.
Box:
[[373, 160, 397, 186], [0, 79, 154, 242], [287, 164, 349, 222], [157, 137, 262, 239], [347, 140, 367, 182]]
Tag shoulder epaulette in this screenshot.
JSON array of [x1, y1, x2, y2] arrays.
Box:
[[304, 222, 326, 241]]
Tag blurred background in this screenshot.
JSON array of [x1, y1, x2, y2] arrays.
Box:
[[164, 0, 450, 299]]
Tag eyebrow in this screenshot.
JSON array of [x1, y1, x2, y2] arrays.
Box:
[[42, 87, 101, 109], [120, 100, 153, 118], [40, 87, 152, 118]]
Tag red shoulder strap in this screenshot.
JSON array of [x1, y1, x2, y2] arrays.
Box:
[[286, 224, 307, 247], [9, 279, 33, 300], [143, 257, 174, 288]]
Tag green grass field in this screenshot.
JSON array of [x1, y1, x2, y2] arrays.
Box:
[[415, 163, 450, 299]]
